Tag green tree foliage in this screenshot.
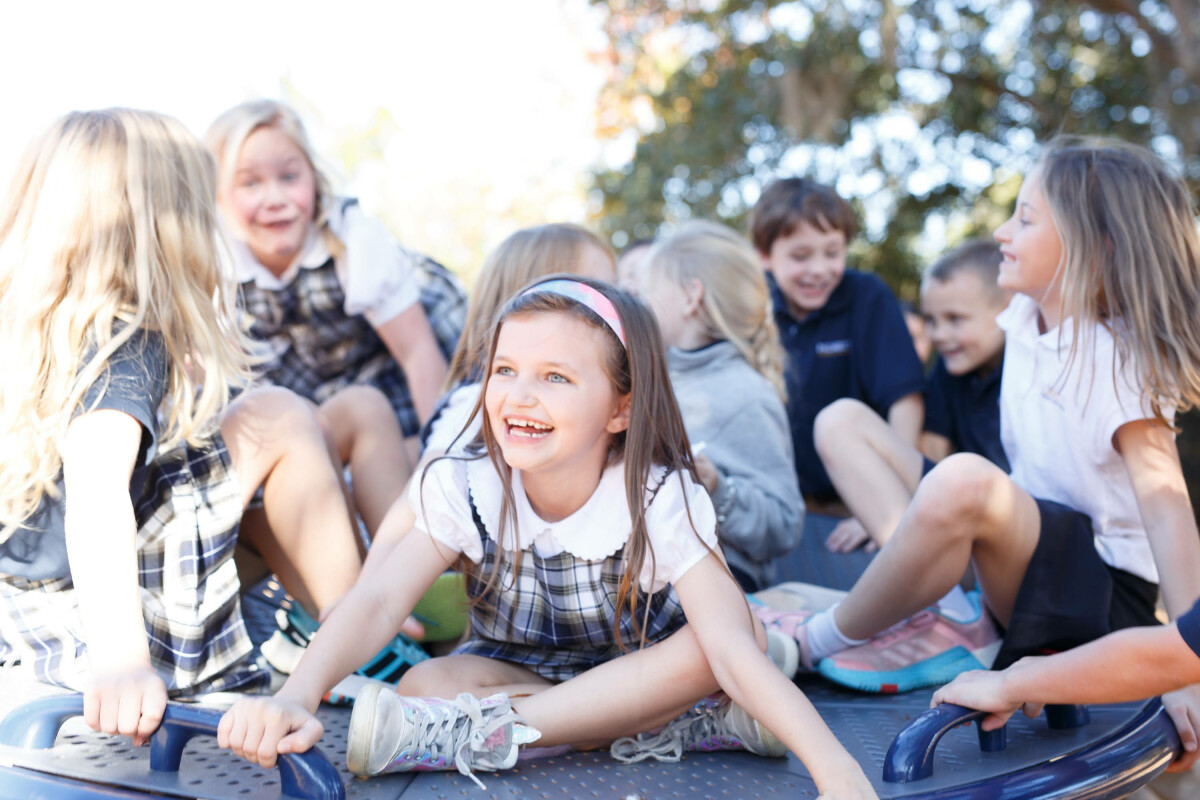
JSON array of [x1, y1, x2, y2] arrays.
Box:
[[590, 0, 1200, 299]]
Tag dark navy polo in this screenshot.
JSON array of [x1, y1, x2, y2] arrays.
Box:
[[770, 269, 925, 501], [1178, 597, 1200, 659], [923, 354, 1010, 473]]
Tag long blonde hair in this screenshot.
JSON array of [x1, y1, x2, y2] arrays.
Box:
[[645, 220, 787, 399], [0, 109, 254, 539], [204, 99, 344, 259], [444, 223, 614, 389], [1037, 137, 1200, 425]]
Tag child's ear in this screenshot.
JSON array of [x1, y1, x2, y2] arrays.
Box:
[[607, 393, 632, 434]]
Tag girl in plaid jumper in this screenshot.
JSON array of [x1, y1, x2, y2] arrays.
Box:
[[219, 277, 876, 798], [206, 100, 466, 529], [0, 110, 368, 748]]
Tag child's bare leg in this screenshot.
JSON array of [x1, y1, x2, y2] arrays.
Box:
[[397, 654, 554, 700], [221, 387, 362, 617], [318, 386, 412, 536], [833, 453, 1041, 640], [815, 398, 926, 546]]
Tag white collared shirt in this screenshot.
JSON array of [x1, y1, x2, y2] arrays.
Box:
[[410, 456, 719, 593], [998, 294, 1170, 583], [221, 199, 421, 327]]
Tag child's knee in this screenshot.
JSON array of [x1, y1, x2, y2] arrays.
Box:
[[911, 453, 1005, 537], [395, 658, 450, 697], [814, 398, 874, 455], [322, 385, 394, 428]]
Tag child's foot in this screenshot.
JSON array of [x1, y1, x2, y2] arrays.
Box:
[[346, 684, 539, 788], [753, 606, 816, 678], [610, 694, 786, 763], [817, 592, 1002, 694]]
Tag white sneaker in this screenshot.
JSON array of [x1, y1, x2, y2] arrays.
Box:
[[347, 684, 539, 788], [610, 694, 786, 763]]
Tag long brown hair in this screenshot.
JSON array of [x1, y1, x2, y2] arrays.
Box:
[[425, 276, 716, 647], [1037, 136, 1200, 425]]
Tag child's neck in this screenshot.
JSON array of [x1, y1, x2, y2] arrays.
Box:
[[520, 460, 608, 523], [670, 324, 714, 352]]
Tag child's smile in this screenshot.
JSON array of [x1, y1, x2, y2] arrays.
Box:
[[485, 310, 629, 515]]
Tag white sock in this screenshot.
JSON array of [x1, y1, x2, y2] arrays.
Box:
[[935, 585, 975, 622], [805, 604, 869, 662]]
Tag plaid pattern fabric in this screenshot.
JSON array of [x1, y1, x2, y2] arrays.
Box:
[[453, 503, 688, 683], [239, 255, 466, 437], [0, 435, 258, 695]]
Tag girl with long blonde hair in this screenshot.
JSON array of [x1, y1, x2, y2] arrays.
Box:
[[631, 220, 802, 591], [0, 109, 365, 746]]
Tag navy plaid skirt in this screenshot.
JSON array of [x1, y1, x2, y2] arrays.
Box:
[[0, 434, 257, 695]]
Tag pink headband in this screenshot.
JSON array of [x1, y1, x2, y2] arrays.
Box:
[[520, 279, 626, 347]]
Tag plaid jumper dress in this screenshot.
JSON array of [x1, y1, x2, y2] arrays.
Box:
[[236, 208, 466, 437], [418, 458, 718, 683]]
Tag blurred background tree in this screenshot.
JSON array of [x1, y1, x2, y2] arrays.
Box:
[[588, 0, 1200, 300]]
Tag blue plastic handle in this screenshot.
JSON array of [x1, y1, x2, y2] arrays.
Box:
[[0, 693, 345, 800], [883, 702, 1090, 783]]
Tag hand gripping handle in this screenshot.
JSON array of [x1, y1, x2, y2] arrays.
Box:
[[0, 693, 345, 800], [883, 702, 1089, 783]]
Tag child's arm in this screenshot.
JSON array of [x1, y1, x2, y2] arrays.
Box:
[[62, 409, 167, 748], [886, 392, 924, 446], [217, 527, 456, 768], [932, 622, 1200, 731], [375, 303, 449, 424], [1116, 417, 1200, 769], [918, 431, 952, 462], [675, 556, 877, 799]]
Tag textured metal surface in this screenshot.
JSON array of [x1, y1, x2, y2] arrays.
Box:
[[776, 513, 875, 590]]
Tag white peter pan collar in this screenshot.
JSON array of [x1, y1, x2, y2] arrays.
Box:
[[465, 457, 664, 561]]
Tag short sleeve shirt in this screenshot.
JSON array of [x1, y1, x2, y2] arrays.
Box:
[[1177, 597, 1200, 659], [0, 331, 167, 580], [409, 457, 719, 594], [923, 355, 1010, 472], [771, 270, 925, 500]]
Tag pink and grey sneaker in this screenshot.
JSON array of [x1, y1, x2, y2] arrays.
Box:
[[347, 685, 540, 788], [610, 694, 786, 763], [752, 606, 817, 678], [817, 591, 1002, 694]]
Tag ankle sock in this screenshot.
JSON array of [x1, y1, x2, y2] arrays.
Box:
[[935, 585, 975, 622], [805, 604, 869, 662]]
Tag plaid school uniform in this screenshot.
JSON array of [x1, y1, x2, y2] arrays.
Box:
[[239, 254, 466, 437], [452, 504, 689, 684], [0, 435, 259, 695]]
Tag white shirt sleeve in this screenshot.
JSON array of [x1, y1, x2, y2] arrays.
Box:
[[407, 457, 483, 563], [334, 203, 422, 327], [639, 470, 720, 593], [423, 384, 483, 455]]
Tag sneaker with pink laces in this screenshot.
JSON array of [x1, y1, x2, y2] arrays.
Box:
[[752, 605, 817, 678], [816, 591, 1002, 694]]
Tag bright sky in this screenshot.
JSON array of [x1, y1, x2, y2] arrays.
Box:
[[0, 0, 609, 275]]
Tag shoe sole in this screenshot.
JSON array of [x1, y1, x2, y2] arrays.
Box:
[[346, 682, 385, 777], [765, 629, 800, 680], [817, 645, 989, 694]]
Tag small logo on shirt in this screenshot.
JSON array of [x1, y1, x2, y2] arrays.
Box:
[[816, 339, 852, 357]]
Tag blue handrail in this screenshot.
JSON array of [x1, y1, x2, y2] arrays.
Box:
[[0, 694, 345, 800]]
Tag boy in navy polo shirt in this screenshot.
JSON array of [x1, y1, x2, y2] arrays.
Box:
[[818, 240, 1011, 554], [750, 177, 925, 507]]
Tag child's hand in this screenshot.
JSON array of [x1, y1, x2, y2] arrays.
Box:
[[930, 667, 1032, 731], [825, 518, 877, 553], [1162, 684, 1200, 772], [84, 666, 168, 747], [217, 694, 324, 769], [694, 454, 721, 495]]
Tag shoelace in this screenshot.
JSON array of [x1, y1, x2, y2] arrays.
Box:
[[407, 693, 519, 789], [610, 698, 730, 764]]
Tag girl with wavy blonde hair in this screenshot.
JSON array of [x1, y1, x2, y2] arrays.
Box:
[[0, 108, 366, 748], [632, 220, 802, 591]]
